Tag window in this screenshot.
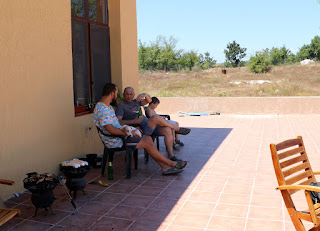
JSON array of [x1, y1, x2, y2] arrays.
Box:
[[71, 0, 111, 116]]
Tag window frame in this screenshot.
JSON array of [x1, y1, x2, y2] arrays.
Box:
[[71, 0, 110, 116]]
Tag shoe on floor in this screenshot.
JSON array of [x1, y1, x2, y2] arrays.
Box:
[[175, 127, 191, 135], [173, 143, 180, 150], [170, 156, 182, 161], [162, 167, 183, 175], [175, 140, 184, 146]]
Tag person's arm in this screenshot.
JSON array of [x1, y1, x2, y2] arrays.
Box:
[[145, 108, 157, 118], [104, 124, 127, 136], [117, 115, 143, 126], [136, 93, 152, 106]]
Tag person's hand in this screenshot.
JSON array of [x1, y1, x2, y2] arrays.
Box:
[[136, 94, 145, 102], [135, 117, 143, 124]]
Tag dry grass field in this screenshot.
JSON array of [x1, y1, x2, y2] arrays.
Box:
[[139, 62, 320, 97]]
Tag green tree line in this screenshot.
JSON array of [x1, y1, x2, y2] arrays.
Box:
[[138, 36, 216, 71], [248, 36, 320, 73], [139, 35, 320, 74]]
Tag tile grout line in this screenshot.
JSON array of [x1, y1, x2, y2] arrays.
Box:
[[87, 170, 163, 230], [204, 116, 247, 230], [124, 174, 179, 231], [162, 115, 238, 231], [46, 171, 135, 231], [275, 115, 286, 231], [244, 116, 265, 231], [298, 114, 320, 153], [232, 118, 255, 167], [243, 175, 256, 231], [204, 177, 230, 231], [254, 115, 265, 172]]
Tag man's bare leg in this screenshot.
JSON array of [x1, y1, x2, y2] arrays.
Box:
[[148, 115, 179, 131], [136, 136, 178, 172], [159, 127, 174, 159]]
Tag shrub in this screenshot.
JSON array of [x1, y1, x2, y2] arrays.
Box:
[[248, 52, 271, 73]]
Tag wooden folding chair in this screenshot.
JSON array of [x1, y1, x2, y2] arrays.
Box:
[[271, 136, 320, 231], [0, 179, 21, 227]]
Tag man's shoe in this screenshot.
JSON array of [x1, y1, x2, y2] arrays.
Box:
[[170, 156, 182, 161], [173, 143, 180, 150], [175, 140, 184, 146], [175, 127, 191, 135]]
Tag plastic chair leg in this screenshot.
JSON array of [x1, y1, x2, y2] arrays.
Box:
[[144, 150, 149, 164], [156, 136, 160, 150], [125, 147, 133, 179], [134, 149, 138, 170]]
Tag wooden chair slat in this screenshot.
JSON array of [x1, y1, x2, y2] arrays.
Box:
[[289, 178, 314, 195], [315, 205, 320, 216], [297, 211, 313, 222], [283, 162, 310, 178], [280, 155, 306, 169], [286, 170, 313, 185], [0, 210, 19, 226], [278, 146, 305, 160], [0, 209, 8, 218], [276, 138, 302, 151], [0, 181, 20, 227]]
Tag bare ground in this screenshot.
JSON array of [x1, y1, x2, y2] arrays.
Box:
[[139, 63, 320, 97]]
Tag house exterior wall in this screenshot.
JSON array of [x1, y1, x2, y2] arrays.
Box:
[[109, 0, 139, 92], [0, 0, 139, 200]]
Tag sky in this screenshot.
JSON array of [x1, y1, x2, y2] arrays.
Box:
[[136, 0, 320, 63]]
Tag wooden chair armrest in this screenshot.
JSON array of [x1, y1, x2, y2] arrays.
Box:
[[313, 172, 320, 175], [0, 179, 15, 186], [277, 185, 320, 192]]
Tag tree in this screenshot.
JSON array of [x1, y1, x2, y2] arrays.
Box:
[[138, 40, 148, 69], [157, 36, 181, 71], [309, 36, 320, 60], [224, 41, 247, 67], [287, 53, 297, 63], [180, 51, 200, 71], [269, 46, 291, 65], [297, 36, 320, 61], [203, 52, 216, 69], [138, 40, 161, 71], [145, 42, 161, 71], [248, 50, 271, 73], [297, 44, 312, 61]]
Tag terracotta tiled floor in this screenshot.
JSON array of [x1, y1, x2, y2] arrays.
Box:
[[3, 114, 320, 230]]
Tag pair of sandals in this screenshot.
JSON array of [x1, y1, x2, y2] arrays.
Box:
[[162, 157, 187, 175]]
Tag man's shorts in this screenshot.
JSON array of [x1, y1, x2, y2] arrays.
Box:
[[140, 116, 160, 137]]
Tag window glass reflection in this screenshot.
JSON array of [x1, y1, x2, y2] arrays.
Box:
[[71, 0, 85, 17], [89, 0, 108, 24]]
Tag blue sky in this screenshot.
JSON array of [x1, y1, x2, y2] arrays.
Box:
[[136, 0, 320, 63]]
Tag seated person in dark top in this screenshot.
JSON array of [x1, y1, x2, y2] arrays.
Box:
[[116, 87, 188, 161], [95, 83, 187, 175], [145, 97, 189, 150]]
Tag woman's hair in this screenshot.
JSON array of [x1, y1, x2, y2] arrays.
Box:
[[150, 96, 160, 105]]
